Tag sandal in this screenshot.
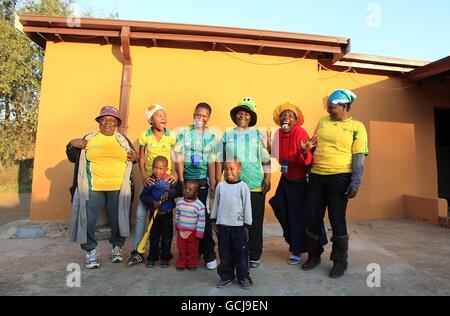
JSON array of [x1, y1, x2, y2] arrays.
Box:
[[288, 255, 301, 265]]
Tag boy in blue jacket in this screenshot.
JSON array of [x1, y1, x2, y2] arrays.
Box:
[[139, 156, 181, 268]]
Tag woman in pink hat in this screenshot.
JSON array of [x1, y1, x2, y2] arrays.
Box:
[[66, 106, 139, 269]]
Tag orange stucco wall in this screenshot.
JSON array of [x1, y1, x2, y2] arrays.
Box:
[[28, 41, 450, 221]]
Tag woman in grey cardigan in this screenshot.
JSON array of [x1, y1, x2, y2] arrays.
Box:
[[66, 106, 139, 269]]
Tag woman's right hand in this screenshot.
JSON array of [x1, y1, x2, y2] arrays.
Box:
[[144, 175, 155, 186], [70, 139, 88, 149]]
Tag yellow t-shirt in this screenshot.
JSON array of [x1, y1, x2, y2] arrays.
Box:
[[86, 133, 128, 191], [312, 116, 369, 175], [139, 128, 176, 175]]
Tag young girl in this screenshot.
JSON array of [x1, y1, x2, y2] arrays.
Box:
[[127, 104, 178, 266], [175, 180, 206, 271]]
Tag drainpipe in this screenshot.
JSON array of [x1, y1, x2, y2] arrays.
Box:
[[119, 26, 132, 135]]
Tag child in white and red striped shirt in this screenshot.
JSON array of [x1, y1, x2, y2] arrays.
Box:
[[175, 180, 206, 271]]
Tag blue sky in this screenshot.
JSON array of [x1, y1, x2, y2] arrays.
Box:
[[75, 0, 450, 62]]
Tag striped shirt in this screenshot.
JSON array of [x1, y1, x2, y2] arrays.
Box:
[[175, 197, 206, 238]]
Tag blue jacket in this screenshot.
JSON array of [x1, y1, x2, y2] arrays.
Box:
[[140, 179, 181, 214]]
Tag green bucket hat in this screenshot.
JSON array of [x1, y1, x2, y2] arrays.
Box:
[[230, 97, 258, 127]]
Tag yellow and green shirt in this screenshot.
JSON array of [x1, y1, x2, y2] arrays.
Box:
[[312, 116, 369, 175], [86, 133, 128, 191], [139, 128, 176, 175]]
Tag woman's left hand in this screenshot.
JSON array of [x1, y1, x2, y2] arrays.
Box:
[[127, 150, 139, 162], [167, 173, 178, 184], [300, 138, 314, 155], [262, 178, 271, 195], [345, 185, 359, 199]]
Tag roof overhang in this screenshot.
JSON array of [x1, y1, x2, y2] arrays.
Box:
[[19, 14, 431, 75], [19, 14, 349, 58], [405, 56, 450, 83]]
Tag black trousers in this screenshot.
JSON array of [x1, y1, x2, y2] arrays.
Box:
[[217, 226, 251, 282], [249, 192, 265, 262], [148, 211, 173, 261], [269, 176, 328, 255], [307, 173, 351, 237], [196, 180, 217, 263]]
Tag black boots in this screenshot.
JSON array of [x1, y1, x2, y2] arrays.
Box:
[[329, 235, 349, 278], [303, 232, 350, 278], [302, 230, 324, 271]]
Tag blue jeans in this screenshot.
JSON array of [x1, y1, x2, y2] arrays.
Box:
[[133, 183, 147, 250]]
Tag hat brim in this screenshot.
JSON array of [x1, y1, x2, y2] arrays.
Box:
[[230, 106, 257, 127], [95, 114, 122, 127], [273, 104, 303, 126]]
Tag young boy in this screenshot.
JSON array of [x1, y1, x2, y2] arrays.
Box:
[[211, 160, 253, 290], [175, 180, 206, 271], [127, 104, 178, 266], [139, 156, 181, 268], [174, 102, 218, 269]]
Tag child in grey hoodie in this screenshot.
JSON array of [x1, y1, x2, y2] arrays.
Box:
[[211, 160, 253, 290]]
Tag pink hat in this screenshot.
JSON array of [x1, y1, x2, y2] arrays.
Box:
[[95, 106, 122, 126]]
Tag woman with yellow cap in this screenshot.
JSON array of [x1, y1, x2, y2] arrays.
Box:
[[269, 103, 328, 265], [303, 90, 368, 278]]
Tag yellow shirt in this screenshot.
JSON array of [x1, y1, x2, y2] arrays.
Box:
[[139, 128, 176, 175], [312, 116, 369, 175], [86, 133, 128, 191]]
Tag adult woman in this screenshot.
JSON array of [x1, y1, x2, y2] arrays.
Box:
[[269, 102, 327, 265], [67, 106, 139, 269], [303, 90, 368, 278], [216, 97, 271, 269]]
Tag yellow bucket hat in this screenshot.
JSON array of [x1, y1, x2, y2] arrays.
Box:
[[273, 102, 304, 126]]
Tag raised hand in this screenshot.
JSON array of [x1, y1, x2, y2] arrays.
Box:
[[70, 139, 88, 149]]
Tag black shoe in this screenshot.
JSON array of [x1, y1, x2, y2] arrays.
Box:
[[161, 260, 170, 268], [329, 261, 347, 278], [145, 260, 156, 268], [239, 278, 253, 290], [302, 256, 321, 271], [216, 279, 233, 288], [188, 267, 197, 271], [126, 251, 143, 267]]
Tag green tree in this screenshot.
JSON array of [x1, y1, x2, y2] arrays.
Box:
[[0, 0, 82, 193], [0, 13, 41, 164], [0, 0, 17, 21], [17, 0, 73, 16], [1, 0, 119, 192]]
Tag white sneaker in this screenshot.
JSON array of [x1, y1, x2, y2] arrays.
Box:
[[85, 249, 100, 269], [111, 246, 123, 263], [206, 259, 218, 270]]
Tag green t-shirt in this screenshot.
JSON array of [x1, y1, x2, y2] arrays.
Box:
[[174, 125, 217, 180], [218, 128, 270, 192]]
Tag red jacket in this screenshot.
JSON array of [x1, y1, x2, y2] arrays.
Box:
[[272, 124, 312, 180]]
